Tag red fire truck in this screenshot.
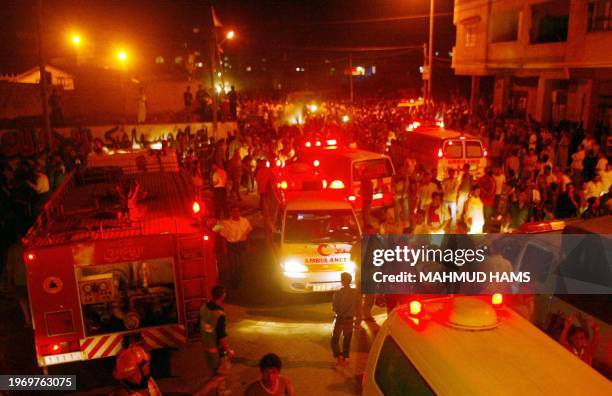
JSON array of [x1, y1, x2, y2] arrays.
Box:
[[22, 150, 217, 369]]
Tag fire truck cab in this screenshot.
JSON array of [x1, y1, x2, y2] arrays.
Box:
[[363, 296, 611, 395], [23, 150, 216, 368]]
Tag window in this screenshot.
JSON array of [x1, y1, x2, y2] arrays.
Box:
[[374, 336, 435, 396], [530, 1, 569, 44], [444, 140, 463, 158], [490, 10, 520, 42], [588, 0, 612, 32], [155, 56, 165, 64], [465, 24, 476, 47], [465, 141, 483, 158], [174, 56, 183, 64], [284, 210, 360, 243], [520, 244, 554, 283], [353, 159, 393, 180]]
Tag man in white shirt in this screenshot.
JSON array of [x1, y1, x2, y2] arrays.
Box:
[[217, 205, 252, 287], [212, 163, 228, 218]]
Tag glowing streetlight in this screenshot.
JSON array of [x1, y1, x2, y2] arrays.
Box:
[[226, 30, 235, 40], [117, 50, 127, 62], [71, 35, 81, 45]]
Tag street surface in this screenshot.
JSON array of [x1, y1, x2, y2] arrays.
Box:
[[0, 192, 384, 395]]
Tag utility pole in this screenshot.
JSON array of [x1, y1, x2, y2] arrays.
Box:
[[209, 37, 218, 139], [427, 0, 435, 104], [36, 0, 52, 149], [349, 53, 354, 103]]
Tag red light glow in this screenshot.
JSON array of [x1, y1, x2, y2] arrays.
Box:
[[437, 148, 443, 158], [26, 253, 35, 261], [192, 202, 201, 214], [313, 160, 320, 167], [409, 300, 422, 315], [491, 293, 503, 306], [329, 180, 345, 189], [347, 195, 356, 201], [202, 235, 209, 241]]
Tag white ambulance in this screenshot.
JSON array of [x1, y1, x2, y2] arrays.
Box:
[[266, 190, 361, 293], [363, 295, 611, 395], [398, 127, 487, 181]]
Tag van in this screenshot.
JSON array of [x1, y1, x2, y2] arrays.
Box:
[[363, 296, 611, 395], [266, 190, 361, 293], [512, 216, 612, 377], [299, 147, 396, 210], [397, 126, 487, 181]]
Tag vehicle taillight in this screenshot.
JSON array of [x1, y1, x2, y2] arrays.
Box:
[[315, 141, 321, 147], [313, 160, 320, 167], [437, 148, 443, 158], [491, 293, 503, 306], [278, 181, 288, 189], [483, 149, 488, 157], [347, 195, 356, 201], [329, 180, 345, 189], [192, 202, 201, 214], [409, 300, 422, 315]]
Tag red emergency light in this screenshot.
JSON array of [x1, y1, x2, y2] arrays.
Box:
[[347, 195, 356, 201], [409, 300, 422, 315], [315, 141, 322, 147], [437, 148, 443, 158], [491, 293, 503, 306], [305, 141, 312, 148], [328, 180, 345, 189], [202, 235, 210, 241], [26, 253, 36, 261], [192, 202, 201, 214], [278, 181, 288, 189], [326, 139, 337, 146], [313, 160, 320, 167]]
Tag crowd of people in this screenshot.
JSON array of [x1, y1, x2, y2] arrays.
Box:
[[0, 94, 609, 393]]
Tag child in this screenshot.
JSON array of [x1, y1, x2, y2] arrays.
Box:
[[559, 314, 600, 366]]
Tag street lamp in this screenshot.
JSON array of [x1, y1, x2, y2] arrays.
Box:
[[117, 50, 127, 62], [71, 35, 81, 45], [226, 30, 235, 40]]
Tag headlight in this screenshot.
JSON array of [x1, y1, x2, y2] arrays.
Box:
[[282, 260, 308, 273]]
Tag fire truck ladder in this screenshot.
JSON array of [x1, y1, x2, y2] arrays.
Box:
[[176, 235, 210, 341]]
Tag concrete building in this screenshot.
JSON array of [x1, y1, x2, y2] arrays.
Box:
[[452, 0, 612, 132], [0, 65, 75, 90]]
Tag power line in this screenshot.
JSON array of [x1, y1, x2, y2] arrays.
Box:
[[300, 12, 453, 26]]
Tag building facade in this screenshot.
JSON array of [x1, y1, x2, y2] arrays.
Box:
[[452, 0, 612, 132]]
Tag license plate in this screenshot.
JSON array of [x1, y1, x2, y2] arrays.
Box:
[[43, 351, 83, 366], [312, 283, 340, 292]]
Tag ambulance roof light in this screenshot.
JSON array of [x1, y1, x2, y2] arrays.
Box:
[[409, 300, 422, 315], [329, 180, 345, 189], [305, 141, 312, 148], [313, 160, 320, 167], [491, 293, 503, 306], [26, 253, 36, 261], [315, 141, 322, 147], [326, 139, 337, 146]]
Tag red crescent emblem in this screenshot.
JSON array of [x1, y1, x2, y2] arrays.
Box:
[[317, 244, 332, 256]]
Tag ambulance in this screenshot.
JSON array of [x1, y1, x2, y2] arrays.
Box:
[[363, 295, 612, 395], [266, 190, 361, 292], [22, 149, 217, 370], [298, 144, 396, 210], [398, 126, 487, 181]]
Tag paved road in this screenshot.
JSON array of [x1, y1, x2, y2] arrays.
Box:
[[0, 191, 384, 395]]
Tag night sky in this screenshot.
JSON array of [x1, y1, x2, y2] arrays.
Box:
[[0, 0, 455, 73]]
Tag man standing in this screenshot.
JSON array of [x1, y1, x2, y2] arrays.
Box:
[[200, 285, 234, 395], [228, 86, 238, 121], [137, 87, 147, 124], [457, 164, 473, 219], [442, 168, 460, 228], [212, 163, 228, 219], [217, 206, 252, 287], [228, 149, 243, 202], [331, 272, 358, 366], [196, 84, 209, 121], [184, 86, 193, 122], [464, 185, 484, 234], [425, 192, 451, 234], [479, 167, 496, 232]]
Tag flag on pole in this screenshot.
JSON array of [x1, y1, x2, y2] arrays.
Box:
[[211, 6, 223, 28]]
